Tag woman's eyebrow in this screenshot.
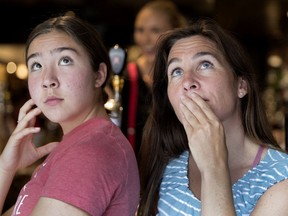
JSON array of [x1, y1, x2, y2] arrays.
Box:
[[167, 51, 218, 67], [193, 51, 216, 59], [167, 57, 181, 67]]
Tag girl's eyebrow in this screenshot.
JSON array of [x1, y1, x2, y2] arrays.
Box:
[[27, 47, 79, 63], [26, 52, 40, 63]]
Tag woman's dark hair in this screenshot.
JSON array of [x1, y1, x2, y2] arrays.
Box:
[[25, 13, 112, 100], [137, 17, 280, 215]]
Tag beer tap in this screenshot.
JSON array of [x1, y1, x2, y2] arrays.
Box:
[[104, 44, 127, 126]]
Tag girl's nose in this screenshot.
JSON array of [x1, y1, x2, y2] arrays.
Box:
[[42, 71, 59, 89], [42, 81, 58, 88]]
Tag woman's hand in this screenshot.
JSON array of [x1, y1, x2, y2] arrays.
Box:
[[0, 99, 58, 174], [180, 93, 228, 173], [180, 93, 236, 215]]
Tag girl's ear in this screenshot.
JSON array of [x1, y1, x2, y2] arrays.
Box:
[[238, 77, 248, 98], [95, 63, 107, 88]]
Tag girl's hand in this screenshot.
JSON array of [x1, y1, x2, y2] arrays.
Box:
[[0, 99, 58, 174]]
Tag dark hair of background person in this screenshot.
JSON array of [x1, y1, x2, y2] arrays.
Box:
[[137, 17, 281, 215]]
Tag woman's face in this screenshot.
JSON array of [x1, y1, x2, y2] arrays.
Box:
[[166, 35, 247, 124], [134, 8, 173, 63], [27, 30, 106, 133]]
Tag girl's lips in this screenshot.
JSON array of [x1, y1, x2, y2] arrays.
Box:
[[44, 97, 63, 106]]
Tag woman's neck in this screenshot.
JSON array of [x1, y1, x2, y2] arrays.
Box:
[[137, 55, 153, 87]]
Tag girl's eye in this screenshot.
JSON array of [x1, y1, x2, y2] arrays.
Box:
[[200, 61, 213, 70], [30, 62, 42, 72], [59, 56, 72, 66]]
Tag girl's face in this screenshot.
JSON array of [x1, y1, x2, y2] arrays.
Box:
[[27, 30, 106, 133], [167, 35, 247, 125], [134, 8, 173, 63]]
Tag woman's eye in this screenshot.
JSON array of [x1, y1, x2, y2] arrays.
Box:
[[171, 68, 183, 77], [134, 27, 144, 34], [60, 57, 72, 65], [151, 28, 162, 35], [200, 61, 213, 69]]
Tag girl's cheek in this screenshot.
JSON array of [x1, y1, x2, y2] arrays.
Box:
[[28, 79, 39, 97]]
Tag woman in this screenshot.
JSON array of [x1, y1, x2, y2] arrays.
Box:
[[137, 18, 288, 215], [0, 14, 140, 216], [120, 0, 188, 153]]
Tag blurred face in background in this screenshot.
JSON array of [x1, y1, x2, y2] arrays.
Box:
[[134, 8, 173, 63]]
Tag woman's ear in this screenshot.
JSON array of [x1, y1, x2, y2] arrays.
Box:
[[238, 77, 248, 98], [95, 63, 107, 88]]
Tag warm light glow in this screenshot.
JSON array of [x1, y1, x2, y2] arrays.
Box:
[[16, 64, 28, 79], [0, 64, 6, 81], [104, 98, 115, 110], [267, 54, 282, 67], [6, 61, 17, 74]]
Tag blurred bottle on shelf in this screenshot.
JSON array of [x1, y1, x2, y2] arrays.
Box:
[[104, 44, 126, 127], [0, 67, 16, 153]]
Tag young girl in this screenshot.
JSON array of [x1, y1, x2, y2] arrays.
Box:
[[0, 14, 140, 216]]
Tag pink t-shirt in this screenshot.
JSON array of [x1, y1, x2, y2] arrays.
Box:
[[12, 117, 140, 216]]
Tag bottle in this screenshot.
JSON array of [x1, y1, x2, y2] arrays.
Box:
[[0, 66, 14, 152]]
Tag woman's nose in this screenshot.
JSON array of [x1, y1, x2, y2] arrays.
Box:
[[141, 31, 152, 44], [183, 74, 200, 92]]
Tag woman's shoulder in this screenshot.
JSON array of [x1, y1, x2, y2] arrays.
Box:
[[233, 148, 288, 213], [127, 45, 141, 62], [164, 151, 189, 174], [263, 148, 288, 164], [237, 148, 288, 187], [253, 148, 288, 177], [161, 151, 190, 189]]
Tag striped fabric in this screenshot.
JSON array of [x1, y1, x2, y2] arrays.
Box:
[[158, 149, 288, 216]]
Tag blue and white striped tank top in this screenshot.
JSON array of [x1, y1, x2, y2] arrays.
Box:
[[158, 148, 288, 216]]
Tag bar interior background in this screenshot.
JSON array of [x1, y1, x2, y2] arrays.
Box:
[[0, 0, 288, 150]]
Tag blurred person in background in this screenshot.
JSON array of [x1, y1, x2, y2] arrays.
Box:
[[121, 0, 188, 154]]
